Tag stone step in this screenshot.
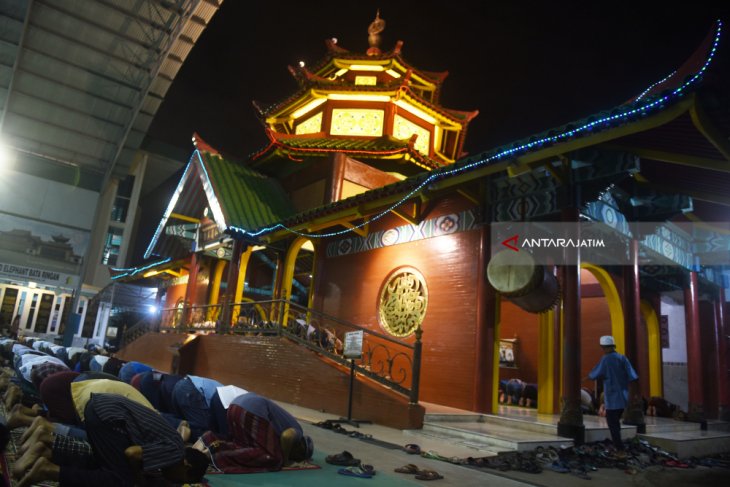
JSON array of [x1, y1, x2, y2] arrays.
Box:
[[421, 420, 574, 452], [639, 430, 730, 459], [644, 420, 703, 434], [425, 412, 639, 445], [707, 420, 730, 432]]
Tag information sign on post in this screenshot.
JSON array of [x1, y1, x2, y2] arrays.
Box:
[[343, 330, 364, 359]]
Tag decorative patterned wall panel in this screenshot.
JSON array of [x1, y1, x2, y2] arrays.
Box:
[[326, 208, 477, 257]]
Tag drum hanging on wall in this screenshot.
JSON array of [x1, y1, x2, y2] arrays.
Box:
[[486, 249, 560, 314]]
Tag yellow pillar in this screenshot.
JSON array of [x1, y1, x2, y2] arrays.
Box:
[[491, 295, 501, 412], [538, 308, 555, 413], [207, 259, 227, 321], [641, 300, 663, 397], [280, 238, 309, 326], [208, 260, 227, 305], [234, 247, 253, 305]]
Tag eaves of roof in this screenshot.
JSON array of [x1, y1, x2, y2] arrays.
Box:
[[250, 131, 444, 171]]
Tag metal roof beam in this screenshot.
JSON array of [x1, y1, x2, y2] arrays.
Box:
[[7, 109, 119, 148], [103, 0, 205, 188], [9, 132, 108, 173], [0, 0, 33, 134], [9, 63, 134, 110], [11, 86, 125, 129], [36, 0, 163, 54], [19, 43, 142, 92], [95, 0, 173, 35], [27, 18, 154, 76]]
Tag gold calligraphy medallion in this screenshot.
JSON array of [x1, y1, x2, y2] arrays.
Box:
[[378, 268, 428, 337]]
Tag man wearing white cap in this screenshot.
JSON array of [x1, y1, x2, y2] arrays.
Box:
[[584, 335, 638, 450]]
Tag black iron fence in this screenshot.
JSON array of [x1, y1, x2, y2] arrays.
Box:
[[151, 299, 422, 403]]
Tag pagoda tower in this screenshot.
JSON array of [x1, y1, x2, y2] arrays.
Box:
[[249, 12, 478, 212]]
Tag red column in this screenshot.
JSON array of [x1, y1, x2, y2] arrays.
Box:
[[684, 271, 705, 422], [622, 239, 646, 430], [716, 288, 730, 421], [474, 224, 496, 413], [552, 285, 562, 414], [557, 207, 584, 443]]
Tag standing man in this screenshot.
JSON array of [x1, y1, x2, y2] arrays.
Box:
[[584, 335, 638, 451]]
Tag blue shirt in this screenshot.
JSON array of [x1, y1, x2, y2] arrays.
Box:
[[232, 392, 302, 437], [188, 375, 223, 406], [118, 361, 153, 383], [588, 351, 638, 409]]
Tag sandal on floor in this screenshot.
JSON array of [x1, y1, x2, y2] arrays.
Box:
[[326, 450, 361, 466], [338, 466, 373, 478], [360, 464, 376, 476], [404, 443, 421, 454], [415, 469, 444, 481], [394, 464, 421, 474], [420, 450, 449, 462]]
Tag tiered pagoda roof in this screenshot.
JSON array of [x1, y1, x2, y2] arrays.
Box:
[[249, 13, 478, 175]]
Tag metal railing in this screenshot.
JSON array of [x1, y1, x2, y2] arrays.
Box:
[[156, 299, 422, 403], [120, 315, 160, 349]]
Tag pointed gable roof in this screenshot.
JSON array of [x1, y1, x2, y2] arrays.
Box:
[[143, 137, 293, 259]]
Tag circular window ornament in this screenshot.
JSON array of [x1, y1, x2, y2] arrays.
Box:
[[378, 267, 428, 337]]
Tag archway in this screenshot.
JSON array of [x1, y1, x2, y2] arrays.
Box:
[[279, 237, 316, 325], [580, 263, 625, 352]]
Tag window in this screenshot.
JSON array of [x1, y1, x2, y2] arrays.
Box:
[[330, 109, 384, 136], [110, 175, 135, 223], [101, 227, 124, 266], [355, 76, 377, 86], [394, 114, 430, 155], [295, 112, 323, 135]]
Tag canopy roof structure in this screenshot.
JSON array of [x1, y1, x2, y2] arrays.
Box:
[[0, 0, 223, 190]]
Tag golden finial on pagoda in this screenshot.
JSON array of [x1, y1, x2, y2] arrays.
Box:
[[367, 9, 385, 56]]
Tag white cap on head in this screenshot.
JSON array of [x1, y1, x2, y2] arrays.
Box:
[[599, 335, 615, 346]]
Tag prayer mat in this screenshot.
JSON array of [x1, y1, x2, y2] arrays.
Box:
[[205, 459, 320, 475]]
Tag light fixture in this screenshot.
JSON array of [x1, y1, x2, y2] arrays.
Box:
[[394, 99, 437, 124], [291, 98, 327, 119], [327, 93, 391, 102], [347, 64, 385, 71]]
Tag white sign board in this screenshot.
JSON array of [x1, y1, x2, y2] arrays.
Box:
[[343, 330, 364, 359]]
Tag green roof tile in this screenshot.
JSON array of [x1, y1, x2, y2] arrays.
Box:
[[199, 151, 294, 231]]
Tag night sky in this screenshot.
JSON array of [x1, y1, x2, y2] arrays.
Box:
[[148, 1, 729, 162]]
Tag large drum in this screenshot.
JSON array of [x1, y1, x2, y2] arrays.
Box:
[[487, 250, 560, 313]]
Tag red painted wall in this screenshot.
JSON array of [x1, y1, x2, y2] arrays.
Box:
[[315, 197, 482, 411], [499, 301, 538, 384]]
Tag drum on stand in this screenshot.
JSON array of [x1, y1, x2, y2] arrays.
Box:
[[487, 249, 560, 313]]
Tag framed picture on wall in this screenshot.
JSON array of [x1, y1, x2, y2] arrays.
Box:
[[499, 338, 518, 368]]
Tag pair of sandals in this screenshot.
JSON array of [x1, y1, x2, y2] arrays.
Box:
[[394, 464, 444, 481], [338, 464, 376, 478], [325, 450, 360, 466]]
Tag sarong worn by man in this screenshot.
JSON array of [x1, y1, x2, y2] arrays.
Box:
[[199, 393, 313, 473]]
